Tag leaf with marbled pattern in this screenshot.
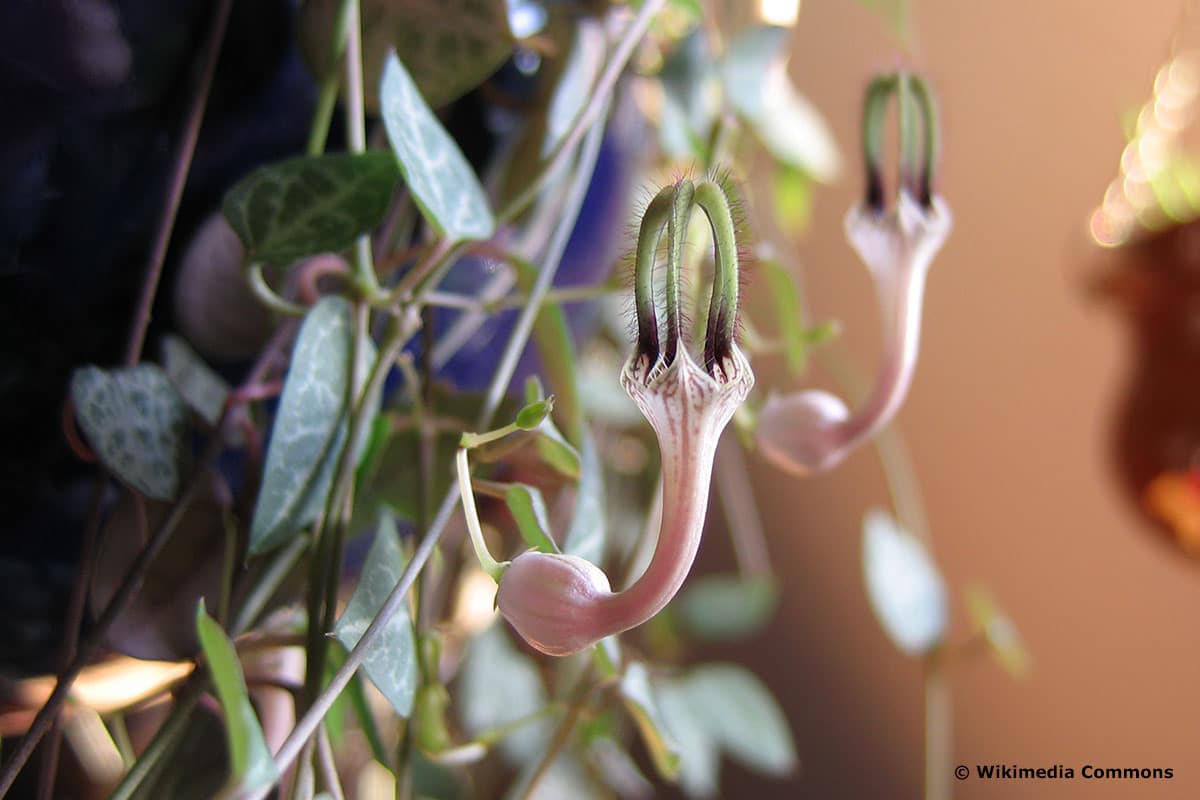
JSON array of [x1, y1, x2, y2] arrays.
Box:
[[249, 297, 378, 554], [222, 151, 399, 264], [70, 364, 187, 500], [381, 52, 495, 242], [335, 512, 418, 717]]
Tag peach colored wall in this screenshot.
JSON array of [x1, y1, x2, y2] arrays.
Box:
[[720, 2, 1200, 797]]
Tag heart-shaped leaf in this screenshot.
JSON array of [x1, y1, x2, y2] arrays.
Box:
[[681, 664, 797, 778], [381, 52, 495, 243], [654, 663, 797, 797], [70, 364, 187, 500], [249, 296, 379, 554], [335, 511, 419, 717], [223, 151, 400, 264]]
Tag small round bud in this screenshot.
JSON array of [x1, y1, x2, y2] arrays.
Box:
[[755, 390, 851, 476], [496, 552, 612, 657]]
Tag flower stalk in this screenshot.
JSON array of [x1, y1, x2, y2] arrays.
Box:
[[493, 178, 754, 656], [757, 72, 951, 475]]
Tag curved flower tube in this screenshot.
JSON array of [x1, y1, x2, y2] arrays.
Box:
[[757, 73, 952, 476], [495, 179, 754, 656]]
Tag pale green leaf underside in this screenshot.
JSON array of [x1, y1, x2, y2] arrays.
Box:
[[222, 151, 399, 264], [381, 52, 495, 242], [459, 624, 551, 765], [655, 663, 797, 797], [335, 512, 418, 717], [70, 364, 187, 501], [562, 434, 605, 563], [675, 575, 779, 642], [195, 603, 278, 792]]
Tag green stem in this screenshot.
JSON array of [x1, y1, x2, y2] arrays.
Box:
[[247, 263, 307, 316], [108, 712, 135, 769], [305, 0, 356, 156], [458, 421, 522, 450], [232, 535, 308, 636], [342, 0, 381, 296], [924, 650, 952, 800], [108, 681, 205, 800], [217, 506, 239, 626], [455, 448, 508, 581], [316, 724, 347, 800]]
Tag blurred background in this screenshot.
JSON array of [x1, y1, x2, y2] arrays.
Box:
[[717, 1, 1200, 797]]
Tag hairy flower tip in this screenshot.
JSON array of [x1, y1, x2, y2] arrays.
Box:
[[496, 553, 612, 657], [496, 177, 755, 658]]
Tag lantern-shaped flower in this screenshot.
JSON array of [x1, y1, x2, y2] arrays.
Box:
[[496, 178, 754, 656], [757, 73, 951, 475]]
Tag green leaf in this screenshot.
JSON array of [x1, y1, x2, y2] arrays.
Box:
[[761, 259, 809, 375], [458, 624, 552, 765], [536, 418, 582, 480], [222, 152, 400, 264], [250, 296, 379, 554], [161, 335, 229, 427], [563, 434, 605, 563], [965, 585, 1031, 679], [674, 575, 779, 642], [720, 25, 839, 181], [195, 602, 278, 792], [682, 664, 797, 778], [381, 52, 495, 242], [70, 364, 187, 501], [515, 398, 553, 430], [301, 0, 513, 113], [504, 484, 560, 554], [335, 512, 419, 717], [719, 25, 789, 122], [619, 663, 681, 780]]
